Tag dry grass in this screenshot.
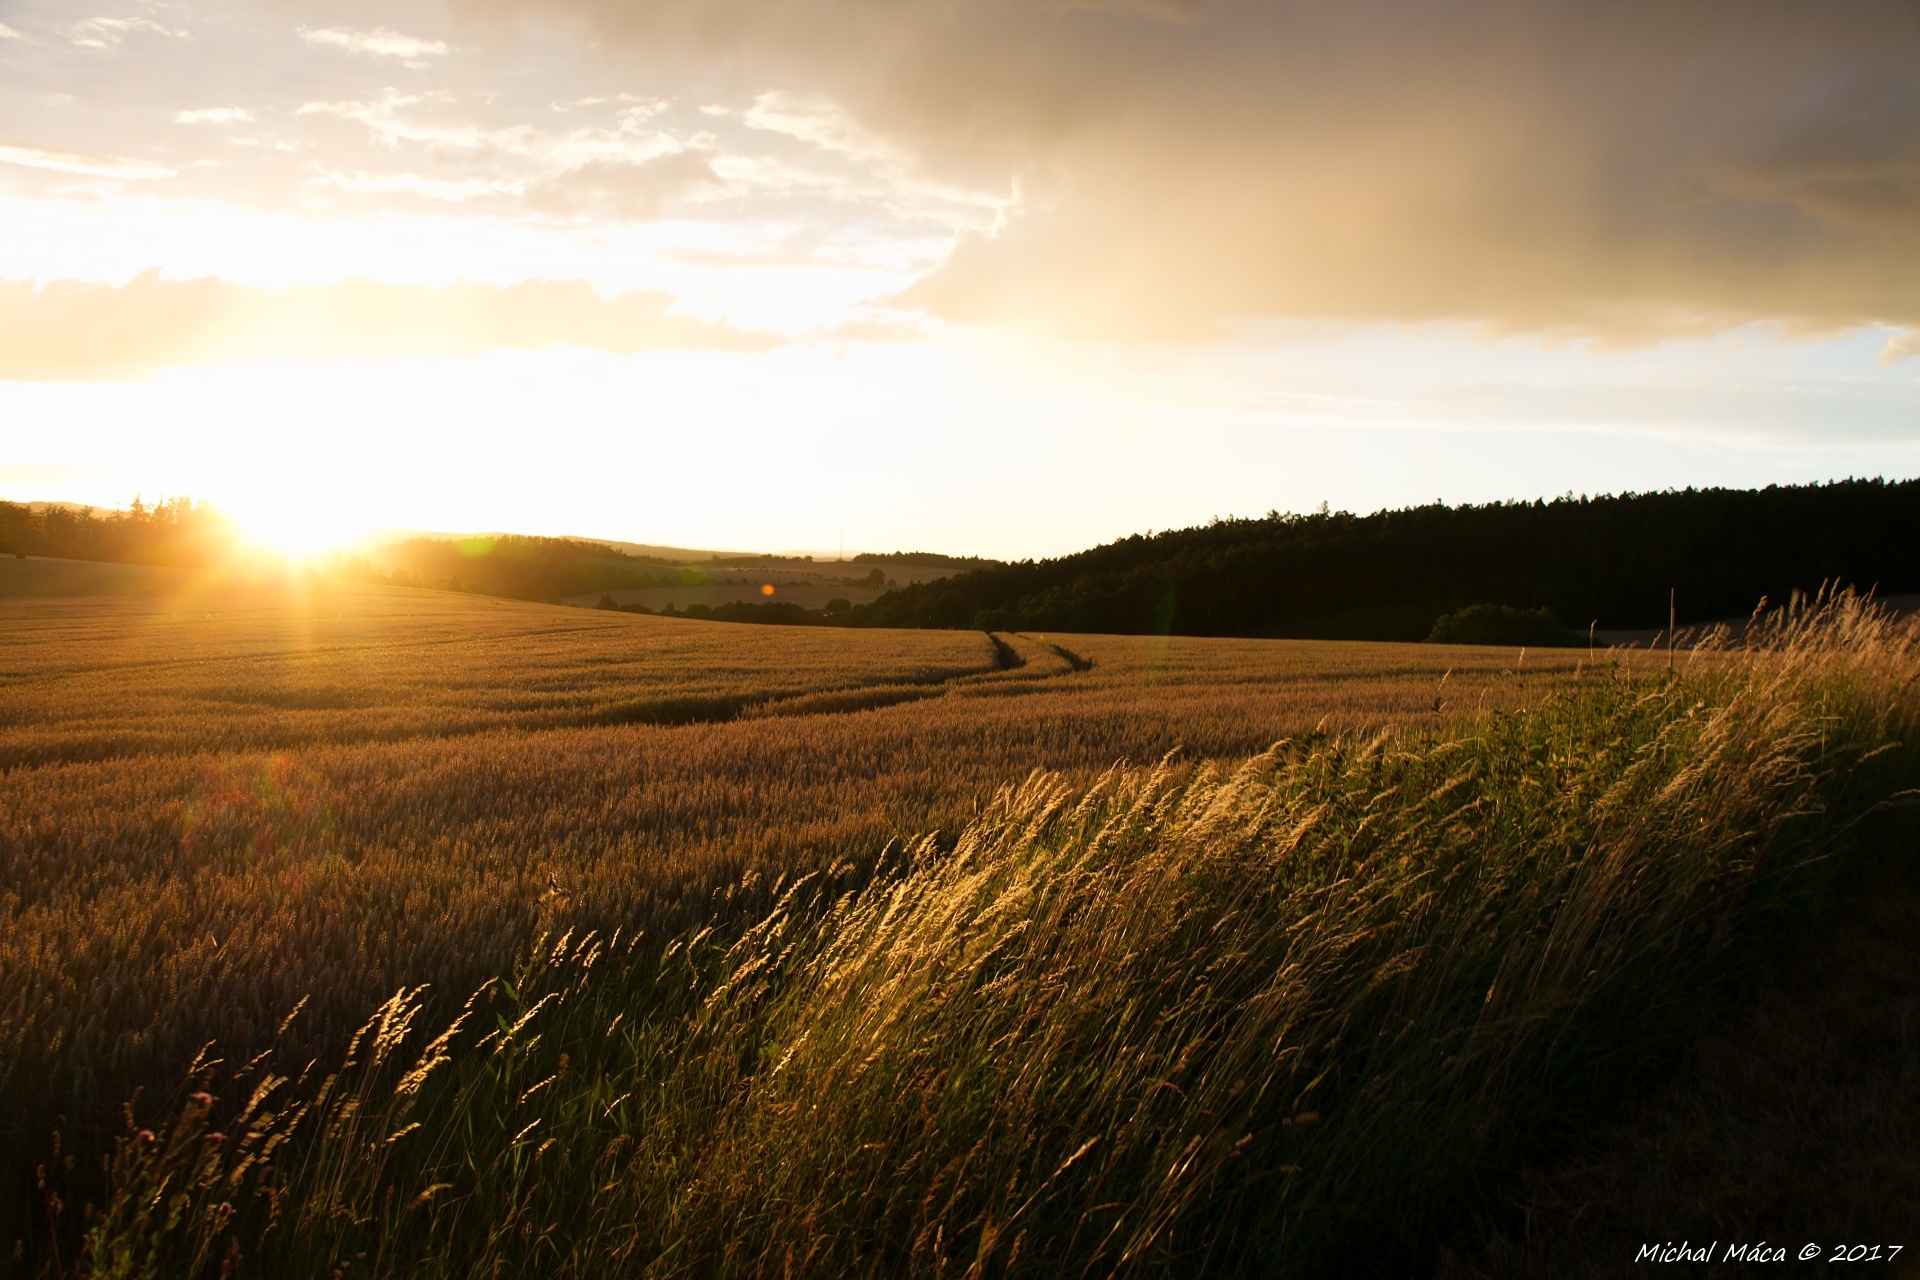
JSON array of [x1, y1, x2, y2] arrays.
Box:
[[20, 590, 1913, 1278], [0, 561, 1585, 1167]]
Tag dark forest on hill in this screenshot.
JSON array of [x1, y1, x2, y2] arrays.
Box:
[[0, 497, 235, 567], [848, 480, 1920, 639]]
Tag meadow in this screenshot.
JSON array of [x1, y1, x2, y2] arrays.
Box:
[[3, 557, 1912, 1275]]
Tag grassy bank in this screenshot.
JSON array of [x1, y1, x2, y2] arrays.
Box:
[[29, 595, 1920, 1278]]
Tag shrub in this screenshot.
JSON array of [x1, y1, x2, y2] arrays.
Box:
[[1426, 603, 1575, 647]]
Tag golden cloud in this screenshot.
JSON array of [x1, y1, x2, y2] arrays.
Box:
[[478, 0, 1920, 340], [525, 149, 727, 219], [0, 272, 774, 379]]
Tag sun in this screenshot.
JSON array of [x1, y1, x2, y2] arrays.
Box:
[[229, 501, 369, 561]]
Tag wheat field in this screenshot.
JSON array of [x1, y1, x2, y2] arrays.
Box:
[[2, 559, 1579, 1141], [16, 559, 1903, 1278]]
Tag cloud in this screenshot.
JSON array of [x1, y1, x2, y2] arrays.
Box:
[[0, 22, 30, 40], [739, 92, 901, 167], [68, 16, 187, 46], [0, 144, 175, 180], [288, 91, 745, 218], [308, 169, 523, 202], [526, 148, 726, 219], [175, 108, 254, 125], [0, 271, 776, 379], [821, 316, 926, 344], [551, 94, 664, 114], [300, 26, 448, 61], [1880, 331, 1920, 367], [295, 91, 581, 164], [485, 0, 1920, 341]]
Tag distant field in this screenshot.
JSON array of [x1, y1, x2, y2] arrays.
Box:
[[0, 554, 193, 597], [558, 559, 961, 612], [0, 556, 1582, 1154], [568, 578, 888, 612], [0, 558, 993, 767]]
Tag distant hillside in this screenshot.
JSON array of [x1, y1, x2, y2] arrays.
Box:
[[358, 530, 739, 564], [0, 498, 1003, 614], [364, 537, 995, 605], [358, 535, 685, 601], [849, 480, 1920, 639]]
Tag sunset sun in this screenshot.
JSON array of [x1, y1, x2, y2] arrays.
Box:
[[226, 493, 371, 560]]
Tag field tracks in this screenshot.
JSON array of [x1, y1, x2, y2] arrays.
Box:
[[1021, 633, 1094, 671], [444, 630, 1096, 732], [0, 600, 1116, 769]]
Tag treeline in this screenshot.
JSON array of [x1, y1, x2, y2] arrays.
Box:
[[848, 480, 1920, 638], [22, 482, 1914, 637], [0, 497, 237, 567], [852, 551, 995, 570], [597, 595, 818, 626], [371, 536, 687, 601]]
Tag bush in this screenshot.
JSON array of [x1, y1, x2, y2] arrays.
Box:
[[1426, 603, 1575, 647]]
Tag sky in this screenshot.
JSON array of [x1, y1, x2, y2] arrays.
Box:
[[1, 0, 1917, 558]]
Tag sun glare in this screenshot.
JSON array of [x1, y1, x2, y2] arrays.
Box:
[[230, 502, 369, 560]]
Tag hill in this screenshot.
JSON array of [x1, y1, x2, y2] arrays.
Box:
[[360, 528, 748, 563], [850, 479, 1920, 639], [355, 534, 683, 601], [351, 538, 984, 611], [0, 500, 1001, 611]]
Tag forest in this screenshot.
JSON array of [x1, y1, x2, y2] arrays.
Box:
[[849, 480, 1920, 638], [0, 497, 235, 568]]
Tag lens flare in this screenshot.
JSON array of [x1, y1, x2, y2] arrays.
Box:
[[229, 501, 368, 560]]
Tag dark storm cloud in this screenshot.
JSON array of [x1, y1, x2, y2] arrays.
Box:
[[476, 0, 1920, 338]]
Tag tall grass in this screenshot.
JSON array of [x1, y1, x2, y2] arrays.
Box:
[[26, 594, 1920, 1277], [0, 595, 1571, 1163]]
